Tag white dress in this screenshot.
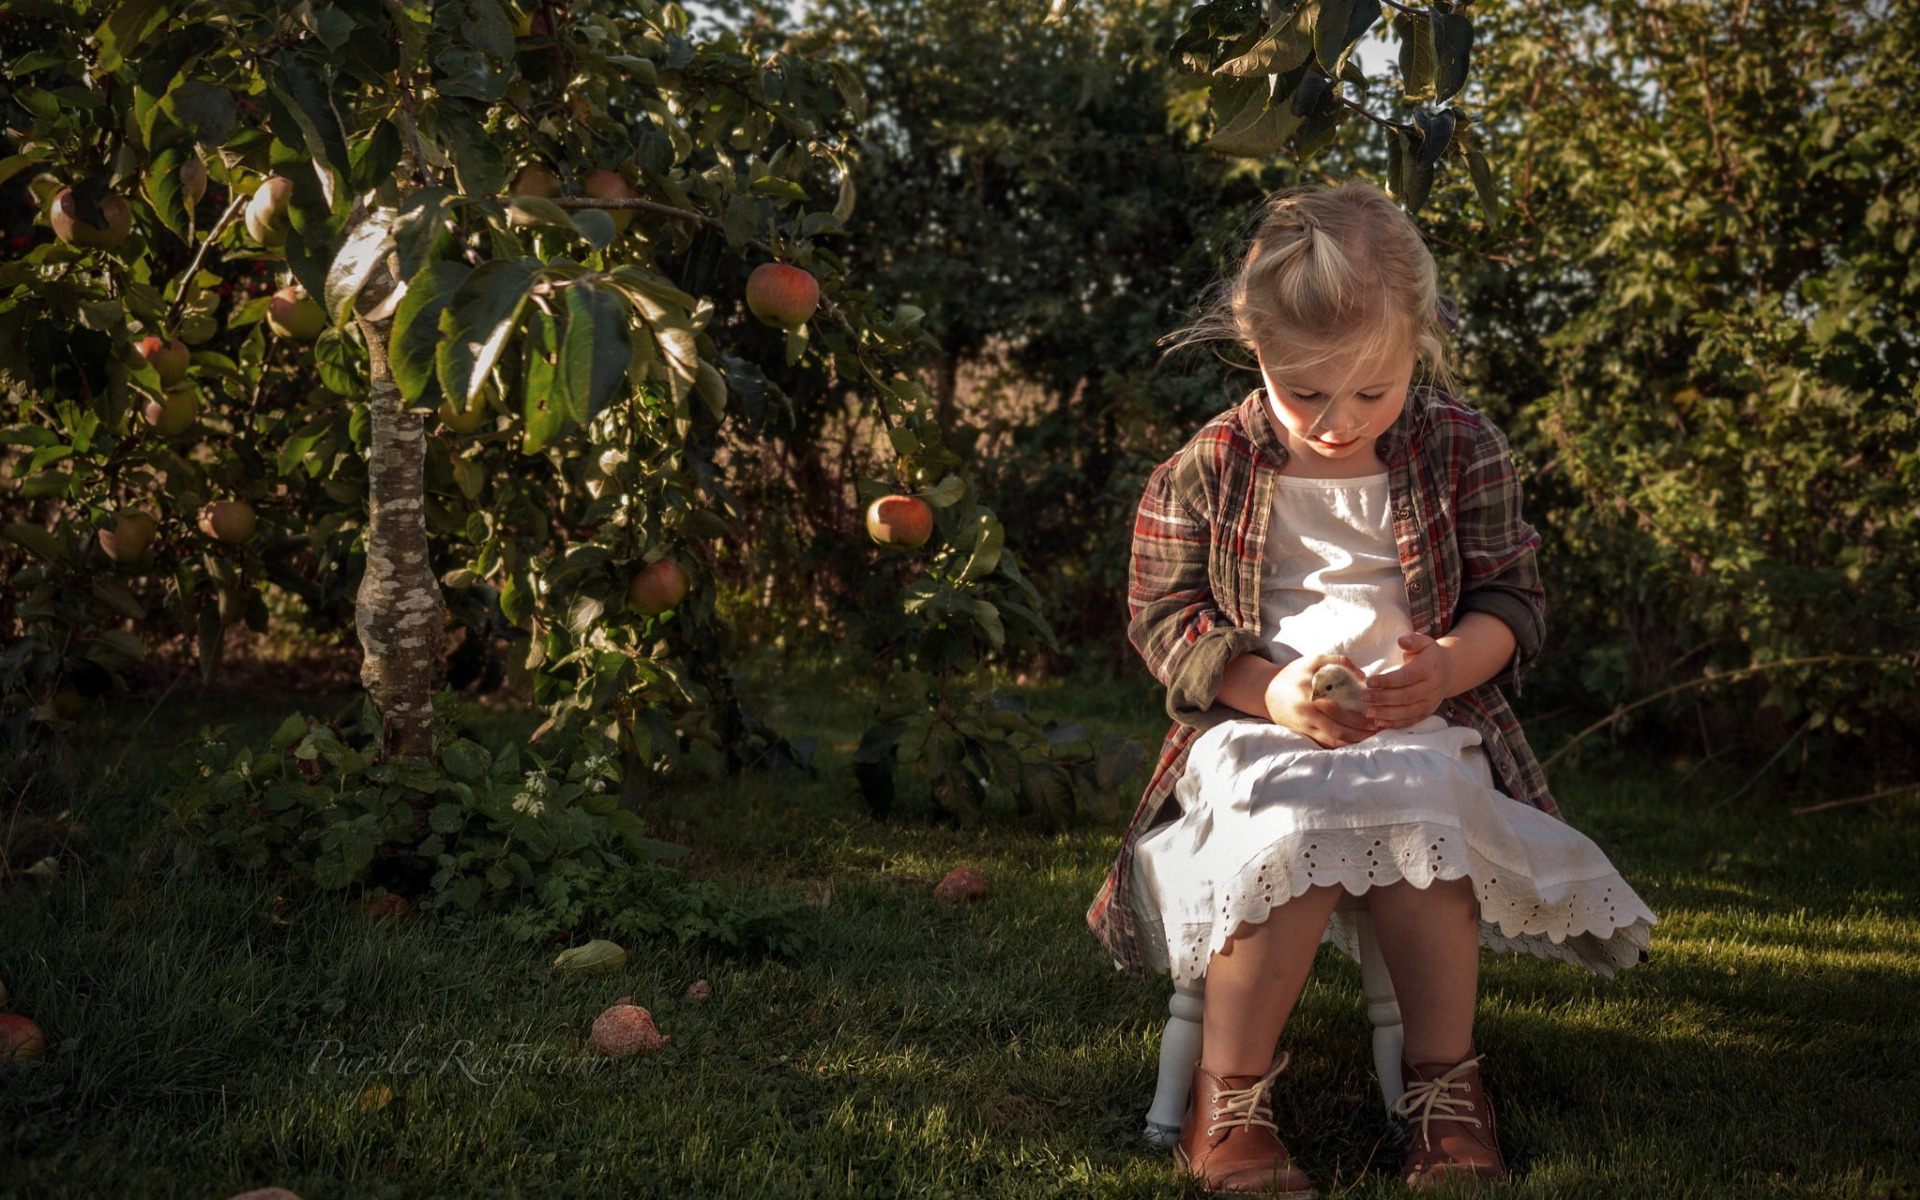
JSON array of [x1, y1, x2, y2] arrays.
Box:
[[1132, 472, 1656, 987]]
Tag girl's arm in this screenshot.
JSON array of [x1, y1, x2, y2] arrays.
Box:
[[1370, 413, 1540, 726], [1126, 454, 1265, 728]]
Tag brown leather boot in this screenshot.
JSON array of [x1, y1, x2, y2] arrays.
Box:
[[1174, 1053, 1318, 1198], [1394, 1052, 1507, 1187]]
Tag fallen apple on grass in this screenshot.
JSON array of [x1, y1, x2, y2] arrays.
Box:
[[0, 1012, 47, 1060], [590, 1003, 667, 1057], [745, 262, 820, 329], [865, 494, 933, 549], [934, 866, 989, 904]]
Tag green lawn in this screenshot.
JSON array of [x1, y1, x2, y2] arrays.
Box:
[[2, 668, 1916, 1200]]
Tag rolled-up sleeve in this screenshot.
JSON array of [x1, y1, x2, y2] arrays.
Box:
[[1452, 420, 1546, 689], [1127, 454, 1266, 727]]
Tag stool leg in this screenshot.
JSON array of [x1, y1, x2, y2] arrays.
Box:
[[1352, 911, 1405, 1111], [1144, 981, 1205, 1147]]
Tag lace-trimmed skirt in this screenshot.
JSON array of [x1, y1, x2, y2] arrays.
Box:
[[1131, 715, 1656, 987]]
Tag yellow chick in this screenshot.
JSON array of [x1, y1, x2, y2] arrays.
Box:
[[1310, 663, 1367, 713]]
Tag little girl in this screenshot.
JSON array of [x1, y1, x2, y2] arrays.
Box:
[[1085, 182, 1655, 1196]]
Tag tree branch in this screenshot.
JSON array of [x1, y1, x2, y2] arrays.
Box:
[[162, 192, 248, 338]]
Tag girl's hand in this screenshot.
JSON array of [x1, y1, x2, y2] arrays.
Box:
[[1265, 654, 1378, 748], [1363, 632, 1455, 728]]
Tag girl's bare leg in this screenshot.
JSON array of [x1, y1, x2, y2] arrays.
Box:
[[1366, 877, 1480, 1064], [1201, 883, 1345, 1076]]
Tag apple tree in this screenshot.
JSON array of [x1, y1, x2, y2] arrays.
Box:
[[0, 0, 1051, 918]]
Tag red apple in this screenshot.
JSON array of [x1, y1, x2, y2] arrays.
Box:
[[745, 263, 820, 329], [142, 385, 199, 437], [199, 499, 257, 545], [267, 285, 325, 341], [245, 175, 293, 247], [583, 168, 637, 233], [136, 335, 190, 387], [99, 510, 158, 563], [628, 559, 689, 614], [0, 1013, 46, 1060], [865, 494, 933, 549], [49, 188, 132, 249]]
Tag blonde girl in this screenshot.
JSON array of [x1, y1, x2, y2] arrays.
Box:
[[1085, 182, 1655, 1196]]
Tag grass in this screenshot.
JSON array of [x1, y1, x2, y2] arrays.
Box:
[[1, 666, 1917, 1200]]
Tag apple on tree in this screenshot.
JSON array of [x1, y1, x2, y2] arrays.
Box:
[[142, 384, 199, 438], [135, 335, 190, 387], [583, 168, 638, 233], [510, 163, 563, 199], [267, 285, 325, 341], [98, 510, 158, 564], [49, 188, 131, 249], [199, 499, 257, 545], [628, 558, 689, 615], [244, 175, 293, 247], [745, 263, 820, 329], [865, 494, 933, 549]]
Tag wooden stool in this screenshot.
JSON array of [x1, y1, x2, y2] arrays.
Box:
[[1142, 896, 1404, 1147]]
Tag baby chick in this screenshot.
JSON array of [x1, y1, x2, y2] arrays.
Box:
[[1310, 663, 1367, 713]]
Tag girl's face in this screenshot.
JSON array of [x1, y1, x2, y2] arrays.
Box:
[[1256, 341, 1415, 467]]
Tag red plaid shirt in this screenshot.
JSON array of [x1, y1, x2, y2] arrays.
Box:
[[1087, 386, 1559, 980]]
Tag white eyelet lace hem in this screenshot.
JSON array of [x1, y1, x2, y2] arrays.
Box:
[[1143, 818, 1656, 987]]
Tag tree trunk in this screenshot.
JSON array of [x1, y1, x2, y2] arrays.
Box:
[[353, 261, 445, 760]]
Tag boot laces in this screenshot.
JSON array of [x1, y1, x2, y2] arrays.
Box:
[[1393, 1055, 1485, 1148], [1206, 1052, 1289, 1138]]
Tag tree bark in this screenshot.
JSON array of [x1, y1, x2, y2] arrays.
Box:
[[353, 260, 445, 760]]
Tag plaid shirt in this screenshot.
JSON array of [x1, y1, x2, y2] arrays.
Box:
[[1086, 386, 1559, 980]]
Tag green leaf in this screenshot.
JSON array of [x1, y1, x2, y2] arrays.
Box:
[[922, 475, 965, 508], [324, 208, 397, 328], [828, 60, 869, 122], [270, 52, 353, 210], [505, 195, 579, 233], [391, 261, 471, 404], [1466, 147, 1501, 231], [748, 176, 809, 201], [91, 576, 148, 620], [1215, 0, 1319, 77], [1431, 11, 1473, 103], [437, 258, 537, 406], [270, 714, 310, 751], [1395, 10, 1435, 102], [1019, 761, 1075, 830], [440, 739, 491, 782], [523, 307, 562, 453], [970, 599, 1005, 647], [1096, 732, 1147, 792], [3, 523, 67, 564], [555, 283, 630, 425], [1314, 0, 1380, 75], [959, 513, 1004, 582], [430, 802, 467, 834], [95, 0, 168, 72], [393, 187, 460, 280], [1413, 108, 1454, 171], [1207, 95, 1302, 158]]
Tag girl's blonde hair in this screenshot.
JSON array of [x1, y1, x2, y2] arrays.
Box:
[[1167, 181, 1454, 395]]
